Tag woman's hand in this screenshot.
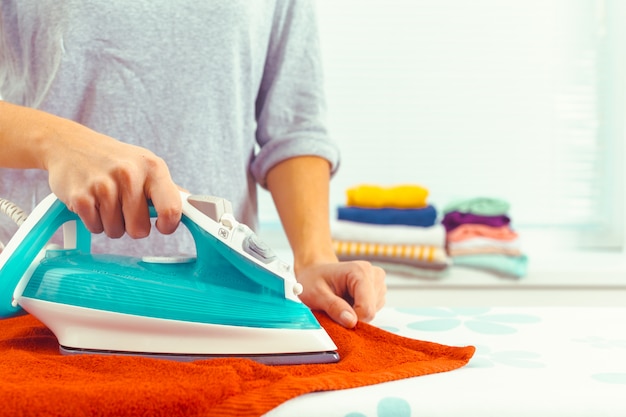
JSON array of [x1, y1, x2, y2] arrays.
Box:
[[0, 102, 182, 238], [45, 125, 182, 239], [295, 260, 386, 328], [265, 155, 387, 328]]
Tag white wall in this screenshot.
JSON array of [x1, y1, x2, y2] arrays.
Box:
[[259, 0, 626, 258]]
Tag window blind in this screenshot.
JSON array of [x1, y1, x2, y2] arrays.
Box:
[[258, 0, 626, 250]]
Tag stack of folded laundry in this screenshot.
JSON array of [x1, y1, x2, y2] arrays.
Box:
[[442, 197, 528, 278], [332, 184, 450, 271]]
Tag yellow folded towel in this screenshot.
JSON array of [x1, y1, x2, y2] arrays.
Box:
[[346, 184, 429, 209]]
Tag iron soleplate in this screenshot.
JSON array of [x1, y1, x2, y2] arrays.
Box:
[[59, 345, 340, 365]]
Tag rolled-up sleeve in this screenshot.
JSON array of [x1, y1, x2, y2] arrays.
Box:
[[251, 0, 340, 188]]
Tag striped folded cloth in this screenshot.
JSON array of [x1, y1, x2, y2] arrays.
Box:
[[333, 240, 450, 269]]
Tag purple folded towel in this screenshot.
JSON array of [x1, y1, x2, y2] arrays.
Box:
[[442, 211, 510, 232]]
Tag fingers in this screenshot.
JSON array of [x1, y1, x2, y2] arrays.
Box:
[[66, 180, 130, 238], [67, 193, 104, 235], [97, 181, 126, 238], [118, 175, 151, 239], [150, 192, 182, 235], [297, 260, 387, 329], [348, 262, 387, 322], [112, 154, 181, 238], [53, 143, 180, 239], [144, 160, 182, 235], [317, 288, 359, 329]]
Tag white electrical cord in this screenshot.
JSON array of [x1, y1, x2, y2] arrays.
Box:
[[0, 198, 28, 226], [0, 197, 29, 253]]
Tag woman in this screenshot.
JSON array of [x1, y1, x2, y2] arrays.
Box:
[[0, 1, 385, 328]]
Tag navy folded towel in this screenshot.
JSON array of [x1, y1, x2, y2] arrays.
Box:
[[337, 205, 438, 227]]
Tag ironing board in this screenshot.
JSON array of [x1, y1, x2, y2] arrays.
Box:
[[267, 306, 626, 416]]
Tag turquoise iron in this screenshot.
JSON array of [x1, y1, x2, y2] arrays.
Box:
[[0, 192, 339, 365]]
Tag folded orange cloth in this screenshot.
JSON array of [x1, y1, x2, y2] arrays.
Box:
[[346, 184, 429, 209], [0, 313, 474, 417]]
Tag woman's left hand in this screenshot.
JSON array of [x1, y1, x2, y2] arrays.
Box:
[[295, 260, 386, 328]]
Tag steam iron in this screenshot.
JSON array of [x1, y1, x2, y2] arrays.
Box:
[[0, 192, 339, 365]]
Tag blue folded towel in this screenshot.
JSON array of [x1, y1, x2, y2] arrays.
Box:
[[337, 205, 438, 227], [452, 254, 528, 278]]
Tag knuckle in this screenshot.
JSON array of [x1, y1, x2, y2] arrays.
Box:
[[158, 206, 182, 226], [66, 193, 94, 216], [349, 260, 374, 278], [164, 201, 182, 217], [90, 176, 116, 198], [143, 153, 167, 173], [113, 160, 138, 184], [159, 197, 183, 220]]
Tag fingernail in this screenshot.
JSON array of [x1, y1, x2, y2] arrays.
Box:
[[340, 310, 356, 327]]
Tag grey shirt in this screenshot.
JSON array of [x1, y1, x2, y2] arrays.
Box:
[[0, 0, 339, 256]]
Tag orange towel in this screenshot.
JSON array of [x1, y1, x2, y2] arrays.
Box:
[[0, 312, 474, 417]]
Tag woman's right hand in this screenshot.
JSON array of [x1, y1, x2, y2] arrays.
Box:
[[45, 122, 182, 239], [0, 101, 182, 239]]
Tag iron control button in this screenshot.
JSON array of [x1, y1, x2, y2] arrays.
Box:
[[243, 234, 277, 263]]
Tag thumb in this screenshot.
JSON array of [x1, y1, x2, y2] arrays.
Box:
[[302, 287, 358, 329]]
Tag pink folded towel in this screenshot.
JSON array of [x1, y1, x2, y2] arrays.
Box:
[[447, 224, 518, 243]]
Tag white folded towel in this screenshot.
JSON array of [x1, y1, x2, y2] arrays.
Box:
[[447, 237, 522, 251], [331, 220, 447, 247]]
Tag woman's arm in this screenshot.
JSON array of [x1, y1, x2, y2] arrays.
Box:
[[0, 100, 181, 237], [266, 155, 386, 328]]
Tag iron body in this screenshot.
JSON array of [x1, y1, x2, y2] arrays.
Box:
[[0, 193, 339, 365]]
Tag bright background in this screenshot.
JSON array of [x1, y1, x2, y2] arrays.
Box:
[[258, 0, 626, 265]]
